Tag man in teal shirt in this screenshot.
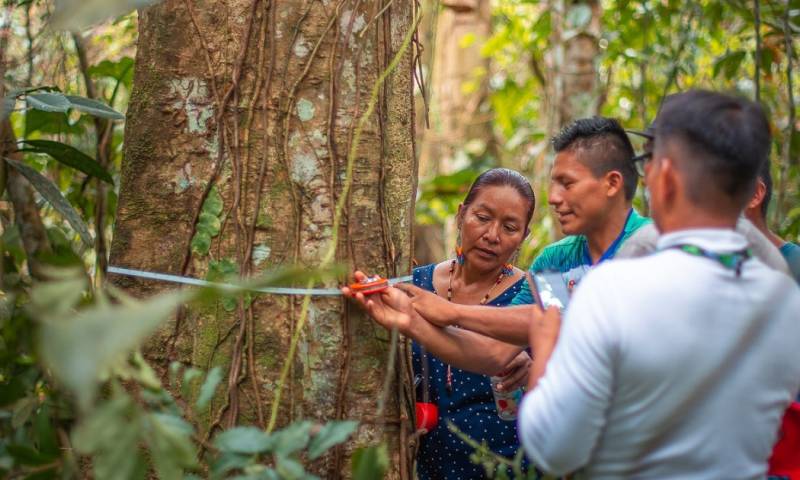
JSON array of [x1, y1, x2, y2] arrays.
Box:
[[510, 117, 651, 306], [368, 116, 652, 350], [744, 159, 800, 283]]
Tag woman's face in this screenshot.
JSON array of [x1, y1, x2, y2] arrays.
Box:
[[458, 185, 530, 271]]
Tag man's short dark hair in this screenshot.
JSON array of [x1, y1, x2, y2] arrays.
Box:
[[654, 90, 770, 209], [759, 158, 773, 219], [551, 116, 638, 200]]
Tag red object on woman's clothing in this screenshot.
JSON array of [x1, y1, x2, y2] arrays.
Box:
[[769, 401, 800, 478]]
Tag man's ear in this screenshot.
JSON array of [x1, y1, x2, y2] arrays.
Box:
[[747, 179, 767, 210], [659, 157, 679, 207], [605, 171, 624, 198]]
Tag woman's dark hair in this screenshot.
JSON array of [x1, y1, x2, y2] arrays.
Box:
[[462, 168, 536, 232]]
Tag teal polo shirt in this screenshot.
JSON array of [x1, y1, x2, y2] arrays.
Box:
[[511, 209, 652, 305], [780, 242, 800, 284]]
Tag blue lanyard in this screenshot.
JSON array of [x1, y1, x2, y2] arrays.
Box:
[[582, 209, 633, 266]]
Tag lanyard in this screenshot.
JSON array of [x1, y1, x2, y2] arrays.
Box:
[[668, 244, 752, 277], [582, 208, 634, 266]]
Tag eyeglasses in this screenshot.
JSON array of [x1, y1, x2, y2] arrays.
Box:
[[631, 151, 653, 177]]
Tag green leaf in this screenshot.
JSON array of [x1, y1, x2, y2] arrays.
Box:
[[214, 427, 274, 454], [24, 109, 84, 137], [712, 50, 746, 80], [205, 187, 224, 216], [307, 420, 358, 460], [19, 139, 113, 184], [210, 451, 252, 478], [28, 270, 86, 316], [195, 366, 222, 410], [144, 413, 198, 479], [274, 455, 311, 480], [89, 57, 134, 86], [190, 188, 223, 255], [190, 233, 212, 256], [351, 444, 389, 480], [181, 367, 202, 400], [26, 93, 70, 113], [39, 290, 187, 410], [11, 397, 37, 430], [52, 0, 162, 30], [5, 159, 94, 248], [6, 444, 51, 466], [65, 95, 125, 120], [271, 421, 312, 456], [72, 393, 135, 454]]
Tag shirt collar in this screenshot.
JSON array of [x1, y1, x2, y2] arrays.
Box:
[[657, 228, 748, 253]]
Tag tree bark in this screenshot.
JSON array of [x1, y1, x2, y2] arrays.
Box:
[[546, 0, 601, 129], [108, 0, 417, 477]]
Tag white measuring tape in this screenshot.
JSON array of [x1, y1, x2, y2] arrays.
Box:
[[107, 266, 413, 296]]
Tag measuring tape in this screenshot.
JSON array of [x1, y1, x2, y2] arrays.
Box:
[[107, 266, 412, 296]]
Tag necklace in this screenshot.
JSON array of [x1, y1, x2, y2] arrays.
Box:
[[443, 259, 507, 394], [447, 259, 507, 305]]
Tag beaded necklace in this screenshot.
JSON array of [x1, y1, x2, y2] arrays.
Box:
[[443, 259, 507, 394]]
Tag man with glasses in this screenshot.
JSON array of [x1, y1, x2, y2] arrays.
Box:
[[519, 90, 800, 477]]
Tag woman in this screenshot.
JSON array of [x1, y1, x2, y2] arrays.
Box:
[[412, 168, 536, 480]]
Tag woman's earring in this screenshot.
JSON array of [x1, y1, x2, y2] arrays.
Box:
[[501, 263, 514, 276], [455, 231, 465, 265], [502, 250, 519, 276]]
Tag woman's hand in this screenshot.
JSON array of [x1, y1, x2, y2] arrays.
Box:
[[494, 350, 531, 392], [343, 271, 418, 335], [394, 283, 460, 327]]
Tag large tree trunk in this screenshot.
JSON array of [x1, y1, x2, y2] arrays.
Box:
[[109, 0, 417, 477]]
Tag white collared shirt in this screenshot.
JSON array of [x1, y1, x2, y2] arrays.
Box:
[[518, 228, 800, 479]]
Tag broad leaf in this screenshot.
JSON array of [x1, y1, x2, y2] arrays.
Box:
[[39, 290, 187, 410], [190, 187, 223, 255], [19, 139, 113, 184], [195, 366, 222, 410], [5, 159, 94, 248], [307, 420, 358, 460], [274, 455, 311, 480], [144, 412, 198, 478], [214, 427, 274, 455], [52, 0, 162, 30], [66, 95, 125, 120], [25, 109, 84, 137], [72, 394, 147, 480], [89, 57, 135, 87], [351, 444, 389, 480], [271, 421, 313, 457], [26, 92, 70, 113], [6, 444, 53, 466]]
